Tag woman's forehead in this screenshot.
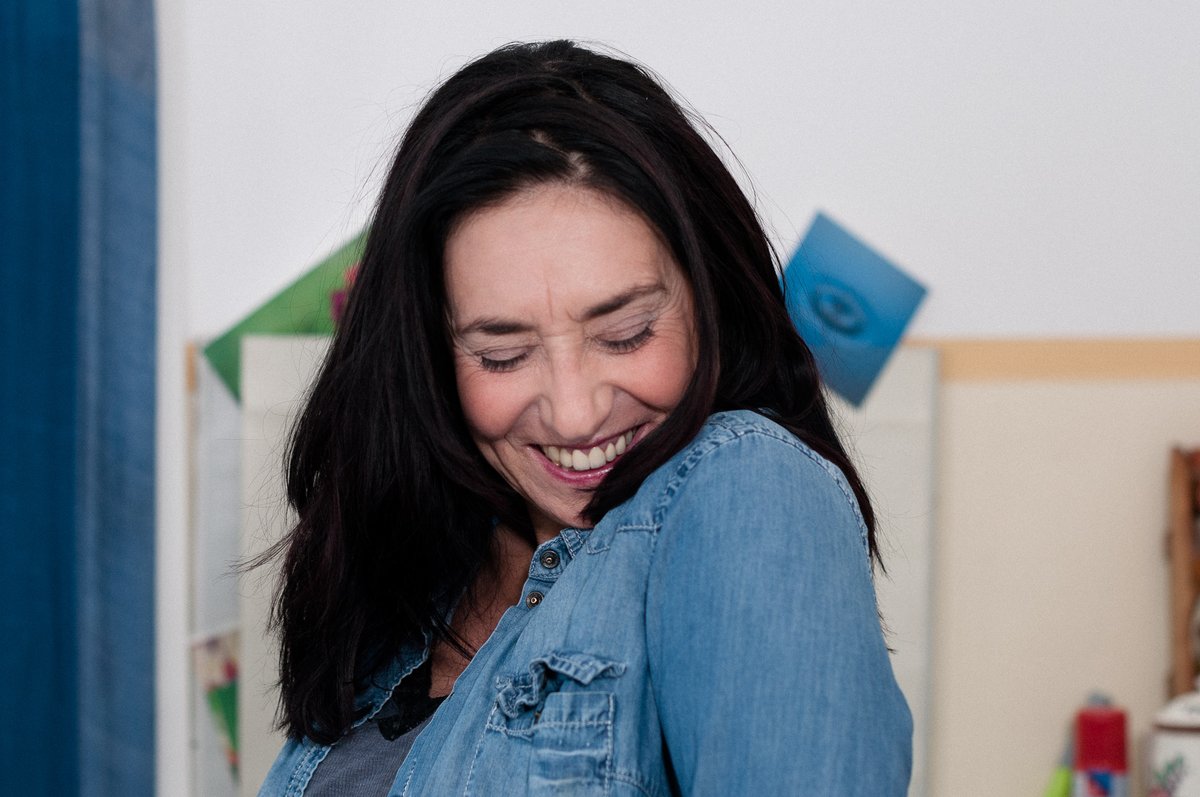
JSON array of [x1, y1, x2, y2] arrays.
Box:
[[443, 184, 686, 325]]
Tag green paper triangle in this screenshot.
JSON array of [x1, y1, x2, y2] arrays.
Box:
[[202, 231, 366, 401]]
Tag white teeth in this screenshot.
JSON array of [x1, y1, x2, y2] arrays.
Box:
[[540, 427, 639, 472]]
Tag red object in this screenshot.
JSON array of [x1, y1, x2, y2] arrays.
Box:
[[1075, 706, 1128, 773], [331, 263, 360, 325]]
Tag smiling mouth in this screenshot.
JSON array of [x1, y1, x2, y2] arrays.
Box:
[[539, 428, 638, 472]]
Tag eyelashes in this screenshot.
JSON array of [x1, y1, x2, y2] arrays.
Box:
[[602, 325, 653, 354], [477, 324, 656, 373], [478, 352, 528, 373]]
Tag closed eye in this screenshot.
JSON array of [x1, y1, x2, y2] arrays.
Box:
[[601, 324, 654, 354], [478, 350, 530, 373], [473, 324, 655, 371]]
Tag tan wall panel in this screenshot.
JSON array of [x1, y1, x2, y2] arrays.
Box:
[[931, 379, 1200, 796], [907, 339, 1200, 381]]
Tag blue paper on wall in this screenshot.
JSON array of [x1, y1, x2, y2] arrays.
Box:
[[782, 213, 927, 406]]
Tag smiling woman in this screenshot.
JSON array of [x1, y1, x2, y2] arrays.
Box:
[[257, 40, 911, 796], [446, 185, 697, 540]]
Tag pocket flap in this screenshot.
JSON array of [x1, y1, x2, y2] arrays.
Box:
[[496, 650, 626, 719]]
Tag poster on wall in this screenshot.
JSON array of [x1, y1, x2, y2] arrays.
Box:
[[782, 212, 927, 406]]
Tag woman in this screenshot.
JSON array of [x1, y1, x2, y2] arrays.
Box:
[[260, 40, 911, 795]]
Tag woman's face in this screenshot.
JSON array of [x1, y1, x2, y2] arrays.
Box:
[[445, 183, 697, 542]]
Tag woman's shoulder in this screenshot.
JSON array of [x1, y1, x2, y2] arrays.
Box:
[[663, 409, 857, 496], [689, 409, 833, 463], [627, 409, 867, 540]]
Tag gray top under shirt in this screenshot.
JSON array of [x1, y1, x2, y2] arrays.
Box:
[[305, 658, 446, 796], [303, 712, 435, 797]]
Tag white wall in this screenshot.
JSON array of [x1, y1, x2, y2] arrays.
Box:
[[160, 0, 1200, 342], [156, 2, 1200, 794]]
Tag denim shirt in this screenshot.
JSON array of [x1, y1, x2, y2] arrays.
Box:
[[259, 410, 913, 796]]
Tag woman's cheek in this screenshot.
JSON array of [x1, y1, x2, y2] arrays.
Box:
[[633, 330, 696, 409], [456, 368, 523, 442]]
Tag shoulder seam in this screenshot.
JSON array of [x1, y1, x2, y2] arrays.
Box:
[[649, 415, 868, 546]]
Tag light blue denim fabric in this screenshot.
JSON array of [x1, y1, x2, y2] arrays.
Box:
[[259, 410, 912, 796]]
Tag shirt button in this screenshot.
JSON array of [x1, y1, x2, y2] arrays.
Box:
[[540, 550, 560, 569], [525, 591, 544, 608]]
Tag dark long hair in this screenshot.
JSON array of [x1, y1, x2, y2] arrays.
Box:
[[270, 40, 877, 743]]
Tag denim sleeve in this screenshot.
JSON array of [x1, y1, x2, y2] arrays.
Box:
[[645, 428, 912, 795]]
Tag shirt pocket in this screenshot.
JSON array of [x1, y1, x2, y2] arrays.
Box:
[[486, 650, 625, 795]]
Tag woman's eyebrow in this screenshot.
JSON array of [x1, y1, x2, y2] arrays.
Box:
[[576, 282, 665, 322], [454, 282, 665, 337], [454, 318, 532, 337]]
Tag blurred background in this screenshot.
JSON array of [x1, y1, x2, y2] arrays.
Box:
[[4, 1, 1198, 795]]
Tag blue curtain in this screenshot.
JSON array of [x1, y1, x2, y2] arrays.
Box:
[[0, 2, 82, 793], [1, 0, 156, 793]]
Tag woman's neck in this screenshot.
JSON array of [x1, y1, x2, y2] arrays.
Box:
[[427, 524, 535, 697]]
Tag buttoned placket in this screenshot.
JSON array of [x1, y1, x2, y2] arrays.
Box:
[[521, 527, 586, 610]]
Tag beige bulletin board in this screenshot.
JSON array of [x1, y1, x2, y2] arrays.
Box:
[[234, 336, 940, 796], [833, 348, 938, 797], [238, 337, 330, 796]]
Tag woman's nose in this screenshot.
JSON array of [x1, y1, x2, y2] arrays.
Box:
[[539, 358, 614, 444]]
